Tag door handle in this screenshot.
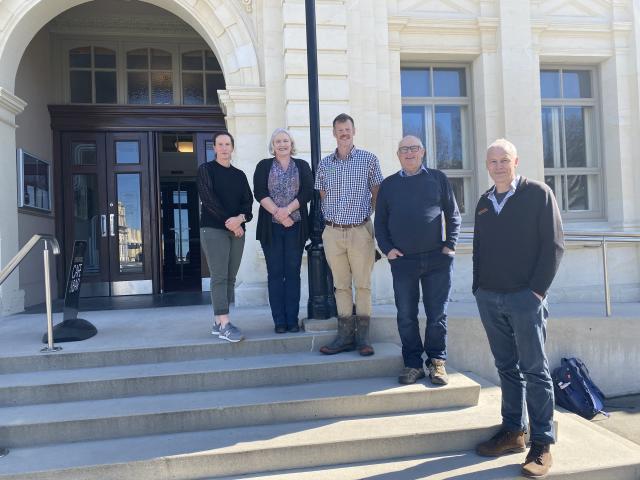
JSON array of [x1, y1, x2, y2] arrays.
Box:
[[101, 215, 107, 237], [110, 213, 115, 237]]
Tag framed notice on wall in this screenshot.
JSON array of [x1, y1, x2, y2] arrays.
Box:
[[17, 148, 52, 212]]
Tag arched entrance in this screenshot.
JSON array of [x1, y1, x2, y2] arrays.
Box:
[[0, 0, 265, 311]]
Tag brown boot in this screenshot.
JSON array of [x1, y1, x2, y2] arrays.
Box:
[[475, 429, 526, 457], [355, 316, 374, 356], [319, 316, 355, 355], [521, 443, 552, 478]]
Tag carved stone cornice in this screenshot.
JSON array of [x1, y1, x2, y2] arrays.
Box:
[[48, 14, 197, 37], [0, 88, 27, 115]]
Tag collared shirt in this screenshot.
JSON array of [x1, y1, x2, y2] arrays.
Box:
[[314, 146, 384, 224], [488, 175, 521, 214], [399, 164, 428, 177]]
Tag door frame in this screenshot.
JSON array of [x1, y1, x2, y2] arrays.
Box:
[[50, 104, 226, 298]]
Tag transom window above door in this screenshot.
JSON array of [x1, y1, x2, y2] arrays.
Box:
[[66, 44, 225, 106]]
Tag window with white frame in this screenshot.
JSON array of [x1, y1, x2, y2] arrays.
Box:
[[540, 68, 601, 215], [66, 42, 225, 106], [69, 46, 117, 104], [400, 66, 473, 216]]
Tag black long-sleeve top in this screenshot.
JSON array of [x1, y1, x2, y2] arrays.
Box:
[[472, 176, 564, 296], [374, 168, 461, 256], [253, 157, 314, 248], [197, 160, 253, 231]]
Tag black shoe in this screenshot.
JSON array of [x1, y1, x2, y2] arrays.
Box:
[[275, 325, 287, 334], [398, 367, 426, 385], [287, 325, 300, 333]]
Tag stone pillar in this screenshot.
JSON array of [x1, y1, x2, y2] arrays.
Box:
[[0, 87, 26, 315], [218, 86, 268, 306], [497, 0, 544, 181]]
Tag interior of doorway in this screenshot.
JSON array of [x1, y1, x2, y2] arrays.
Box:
[[157, 132, 202, 292]]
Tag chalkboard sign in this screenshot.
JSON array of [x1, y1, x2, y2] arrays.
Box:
[[43, 240, 97, 343]]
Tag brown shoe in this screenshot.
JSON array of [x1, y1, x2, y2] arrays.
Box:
[[319, 317, 355, 355], [521, 443, 552, 478], [476, 429, 526, 457], [427, 359, 449, 385]]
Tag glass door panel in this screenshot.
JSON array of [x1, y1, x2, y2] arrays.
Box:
[[116, 173, 144, 273]]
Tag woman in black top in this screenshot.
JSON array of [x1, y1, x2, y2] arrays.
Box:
[[197, 132, 253, 342], [253, 128, 313, 333]]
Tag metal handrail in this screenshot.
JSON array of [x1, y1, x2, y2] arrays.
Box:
[[458, 229, 640, 316], [0, 234, 62, 351]]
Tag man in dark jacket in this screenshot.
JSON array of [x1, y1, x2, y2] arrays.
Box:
[[473, 139, 564, 479], [375, 135, 461, 386]]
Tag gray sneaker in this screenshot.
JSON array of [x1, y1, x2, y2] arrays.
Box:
[[211, 322, 221, 336], [219, 322, 244, 343]]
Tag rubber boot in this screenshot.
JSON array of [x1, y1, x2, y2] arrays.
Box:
[[355, 315, 374, 356], [319, 316, 355, 355]]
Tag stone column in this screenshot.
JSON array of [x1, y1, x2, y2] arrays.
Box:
[[0, 87, 27, 315], [497, 0, 544, 181]]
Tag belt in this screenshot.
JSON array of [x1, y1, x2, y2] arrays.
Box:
[[325, 218, 369, 229]]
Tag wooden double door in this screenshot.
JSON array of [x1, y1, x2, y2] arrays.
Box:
[[60, 130, 218, 296]]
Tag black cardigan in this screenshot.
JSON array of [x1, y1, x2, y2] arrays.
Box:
[[253, 157, 314, 247]]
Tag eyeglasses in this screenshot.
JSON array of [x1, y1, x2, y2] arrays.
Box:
[[398, 145, 422, 154]]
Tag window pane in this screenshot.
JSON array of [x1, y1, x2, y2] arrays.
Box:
[[70, 70, 92, 103], [540, 70, 560, 98], [22, 154, 50, 210], [151, 49, 172, 70], [205, 140, 215, 162], [563, 70, 591, 98], [433, 68, 466, 97], [448, 177, 465, 214], [435, 106, 463, 169], [182, 50, 203, 70], [205, 50, 221, 71], [205, 73, 225, 104], [116, 174, 144, 273], [115, 141, 140, 164], [95, 71, 117, 103], [127, 72, 149, 104], [541, 107, 563, 168], [544, 176, 557, 196], [71, 142, 97, 165], [94, 47, 116, 68], [564, 107, 586, 168], [151, 72, 173, 104], [72, 174, 100, 274], [401, 69, 430, 97], [566, 175, 589, 211], [127, 49, 148, 69], [401, 106, 426, 148], [182, 72, 204, 104], [69, 47, 91, 68]]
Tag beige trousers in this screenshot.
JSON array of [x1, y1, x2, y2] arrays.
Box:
[[322, 220, 375, 318]]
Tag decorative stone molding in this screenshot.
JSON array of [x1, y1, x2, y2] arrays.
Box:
[[48, 14, 198, 37], [239, 0, 253, 13], [218, 87, 266, 117], [0, 88, 27, 116]]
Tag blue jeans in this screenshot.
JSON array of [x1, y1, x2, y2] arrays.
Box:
[[474, 288, 555, 445], [390, 250, 453, 369], [261, 223, 303, 328]]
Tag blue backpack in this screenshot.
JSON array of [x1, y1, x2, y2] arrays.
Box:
[[552, 357, 609, 420]]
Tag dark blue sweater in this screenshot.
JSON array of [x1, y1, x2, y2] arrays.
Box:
[[374, 168, 461, 256]]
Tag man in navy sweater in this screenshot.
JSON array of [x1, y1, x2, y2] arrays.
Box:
[[473, 139, 564, 479], [375, 135, 461, 385]]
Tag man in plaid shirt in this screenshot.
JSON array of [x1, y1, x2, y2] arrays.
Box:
[[315, 113, 384, 356]]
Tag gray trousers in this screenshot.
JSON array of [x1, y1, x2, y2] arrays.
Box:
[[200, 227, 245, 315]]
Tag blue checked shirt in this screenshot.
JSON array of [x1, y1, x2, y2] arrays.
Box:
[[315, 146, 384, 224]]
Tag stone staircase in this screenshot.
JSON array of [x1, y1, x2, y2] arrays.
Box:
[[0, 307, 639, 479]]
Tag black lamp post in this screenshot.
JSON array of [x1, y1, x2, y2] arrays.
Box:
[[305, 0, 336, 320]]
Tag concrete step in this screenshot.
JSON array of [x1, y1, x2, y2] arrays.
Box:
[[0, 343, 403, 406], [0, 331, 336, 374], [0, 372, 480, 447], [0, 389, 505, 480], [222, 409, 640, 480]]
